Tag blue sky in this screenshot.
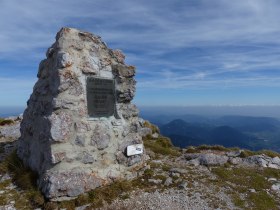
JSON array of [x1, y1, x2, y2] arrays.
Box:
[[1, 0, 280, 107]]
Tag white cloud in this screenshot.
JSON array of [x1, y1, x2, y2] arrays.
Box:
[[0, 0, 280, 106]]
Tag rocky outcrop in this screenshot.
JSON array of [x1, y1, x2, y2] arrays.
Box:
[[181, 150, 280, 169], [0, 116, 22, 142], [17, 27, 147, 199]]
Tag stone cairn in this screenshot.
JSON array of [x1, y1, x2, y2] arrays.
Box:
[[18, 28, 147, 199]]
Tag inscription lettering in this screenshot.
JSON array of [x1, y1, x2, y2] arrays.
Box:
[[86, 77, 115, 117]]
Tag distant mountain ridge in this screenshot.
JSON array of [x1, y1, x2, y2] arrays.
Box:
[[156, 116, 280, 152]]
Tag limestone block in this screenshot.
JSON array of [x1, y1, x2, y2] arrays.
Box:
[[49, 112, 72, 142], [57, 51, 73, 68], [74, 135, 85, 147], [91, 124, 111, 150], [112, 49, 125, 64], [113, 64, 135, 78], [40, 170, 104, 198]]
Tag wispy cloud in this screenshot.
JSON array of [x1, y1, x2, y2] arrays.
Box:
[[0, 0, 280, 106]]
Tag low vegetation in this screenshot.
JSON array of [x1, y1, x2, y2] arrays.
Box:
[[239, 149, 280, 158], [143, 136, 181, 156], [185, 144, 280, 158], [212, 166, 280, 209], [185, 144, 235, 153], [143, 121, 160, 134], [0, 151, 44, 209], [0, 118, 14, 126]]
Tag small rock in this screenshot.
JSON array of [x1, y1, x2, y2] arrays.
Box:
[[268, 178, 277, 182], [171, 172, 180, 178], [75, 204, 91, 210], [249, 189, 256, 193], [151, 160, 163, 164], [57, 51, 73, 68], [170, 168, 188, 174], [188, 159, 200, 166], [199, 154, 229, 166], [81, 152, 94, 164], [148, 179, 162, 184], [229, 157, 243, 165], [5, 184, 16, 190], [151, 133, 159, 139], [178, 181, 187, 190], [112, 49, 125, 64], [226, 150, 241, 157], [271, 183, 280, 192], [268, 163, 279, 169], [91, 124, 110, 150], [271, 157, 280, 165], [0, 122, 21, 140], [1, 173, 11, 182], [164, 177, 173, 186], [2, 204, 16, 210], [184, 153, 200, 160], [139, 127, 152, 137], [244, 155, 269, 167]]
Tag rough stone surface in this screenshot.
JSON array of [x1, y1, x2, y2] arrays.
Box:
[[164, 177, 173, 186], [17, 27, 147, 199], [271, 183, 280, 193], [199, 154, 229, 166], [181, 151, 280, 169], [0, 119, 21, 141]]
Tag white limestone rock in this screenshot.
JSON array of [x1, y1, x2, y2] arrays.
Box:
[[199, 154, 229, 166], [18, 27, 146, 199]]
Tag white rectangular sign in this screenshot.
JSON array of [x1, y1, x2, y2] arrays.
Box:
[[127, 144, 143, 156]]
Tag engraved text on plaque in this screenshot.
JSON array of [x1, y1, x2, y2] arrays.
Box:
[[86, 77, 115, 117]]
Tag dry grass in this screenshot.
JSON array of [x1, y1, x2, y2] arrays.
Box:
[[0, 151, 44, 208], [212, 166, 279, 209], [0, 118, 14, 126], [143, 136, 181, 156]]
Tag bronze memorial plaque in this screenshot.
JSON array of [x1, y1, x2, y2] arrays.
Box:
[[86, 77, 115, 117]]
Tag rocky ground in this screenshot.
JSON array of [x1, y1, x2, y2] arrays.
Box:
[[1, 118, 280, 209]]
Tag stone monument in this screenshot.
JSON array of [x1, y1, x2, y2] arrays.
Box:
[[17, 27, 147, 199]]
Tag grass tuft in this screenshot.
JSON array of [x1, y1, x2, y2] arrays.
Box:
[[248, 191, 276, 210], [144, 136, 180, 156], [212, 166, 278, 209], [0, 151, 45, 208], [0, 118, 14, 126], [143, 121, 160, 134]]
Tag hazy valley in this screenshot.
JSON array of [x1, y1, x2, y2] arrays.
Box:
[[143, 114, 280, 153]]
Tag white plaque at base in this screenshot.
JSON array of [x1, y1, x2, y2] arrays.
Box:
[[127, 144, 143, 156]]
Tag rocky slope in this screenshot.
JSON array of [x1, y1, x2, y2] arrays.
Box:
[[0, 118, 280, 209]]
